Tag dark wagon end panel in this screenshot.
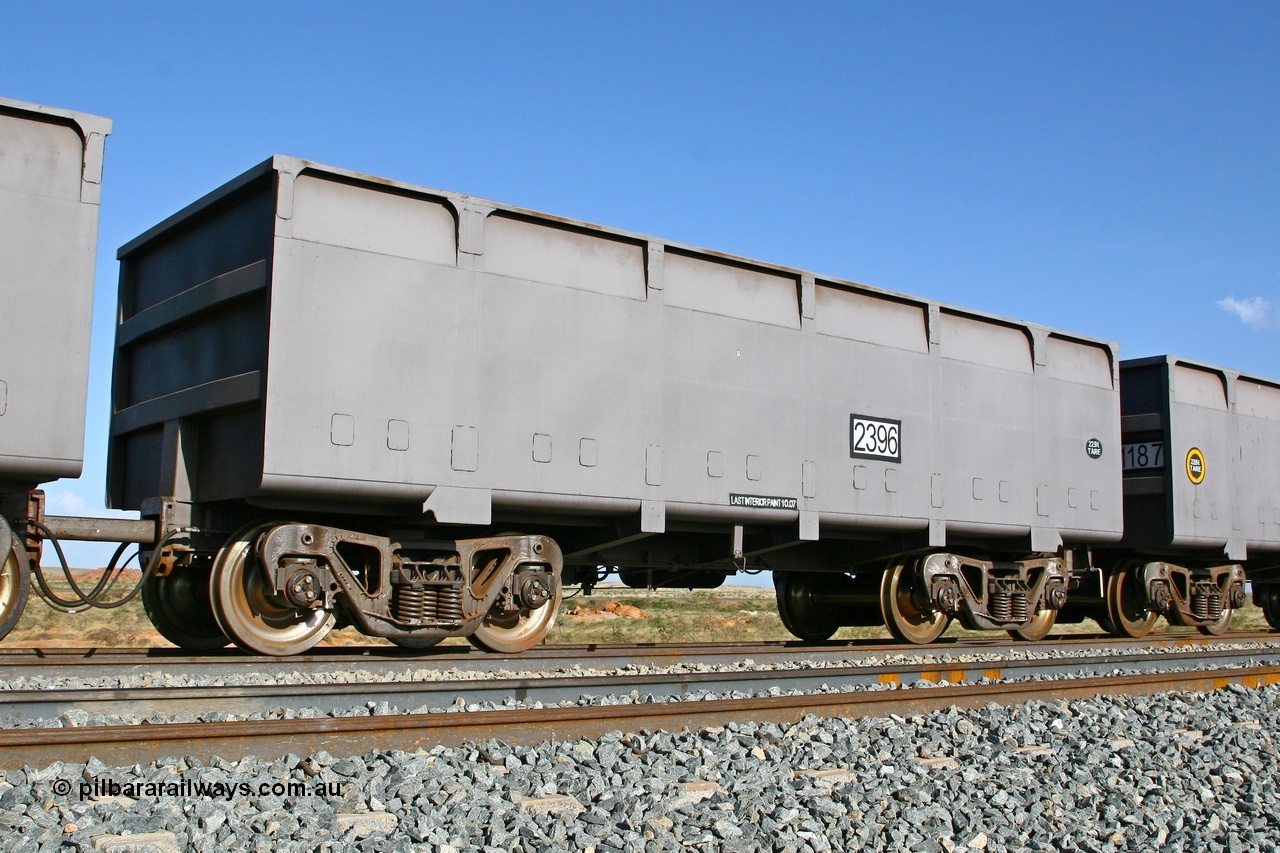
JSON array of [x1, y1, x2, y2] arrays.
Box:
[[108, 163, 277, 510]]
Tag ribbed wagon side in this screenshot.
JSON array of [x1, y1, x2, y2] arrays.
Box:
[[110, 156, 1125, 653]]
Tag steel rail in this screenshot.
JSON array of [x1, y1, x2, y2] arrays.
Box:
[[2, 643, 1279, 722], [0, 630, 1272, 682], [5, 645, 1280, 729], [2, 664, 1277, 771]]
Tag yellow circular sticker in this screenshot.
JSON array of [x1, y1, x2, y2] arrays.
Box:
[[1186, 447, 1206, 484]]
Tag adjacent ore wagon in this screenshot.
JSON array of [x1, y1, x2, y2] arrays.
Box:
[[0, 97, 111, 638], [1065, 356, 1280, 637], [0, 98, 110, 491], [106, 156, 1124, 654]]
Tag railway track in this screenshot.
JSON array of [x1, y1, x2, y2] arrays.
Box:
[[3, 632, 1279, 771], [1, 629, 1273, 681], [3, 664, 1277, 771], [4, 642, 1280, 723]]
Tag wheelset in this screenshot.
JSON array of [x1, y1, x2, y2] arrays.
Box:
[[209, 524, 335, 656], [880, 560, 950, 645]]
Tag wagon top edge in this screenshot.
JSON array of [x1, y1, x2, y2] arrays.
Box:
[[116, 153, 1120, 355], [0, 95, 112, 140], [1122, 354, 1280, 390]]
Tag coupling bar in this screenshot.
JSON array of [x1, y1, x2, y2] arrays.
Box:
[[40, 515, 158, 545]]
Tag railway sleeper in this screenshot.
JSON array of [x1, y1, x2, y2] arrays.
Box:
[[918, 552, 1069, 633], [209, 523, 562, 655]]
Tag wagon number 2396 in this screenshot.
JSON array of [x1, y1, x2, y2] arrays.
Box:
[[850, 415, 902, 463]]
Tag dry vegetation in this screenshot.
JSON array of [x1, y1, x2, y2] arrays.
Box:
[[3, 570, 1272, 650]]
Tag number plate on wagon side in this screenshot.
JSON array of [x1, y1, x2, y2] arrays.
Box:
[[1122, 441, 1164, 472], [850, 414, 901, 463]]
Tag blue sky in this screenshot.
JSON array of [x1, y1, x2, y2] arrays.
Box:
[[3, 2, 1278, 569]]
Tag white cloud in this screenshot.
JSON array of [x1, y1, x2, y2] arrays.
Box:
[[43, 489, 135, 519], [1217, 296, 1279, 331], [44, 489, 90, 515]]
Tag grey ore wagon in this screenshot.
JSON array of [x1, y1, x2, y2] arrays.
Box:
[[0, 97, 111, 639], [108, 156, 1125, 654]]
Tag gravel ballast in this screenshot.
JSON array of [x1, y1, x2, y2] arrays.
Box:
[[2, 684, 1278, 852], [9, 640, 1280, 693], [4, 653, 1280, 731]]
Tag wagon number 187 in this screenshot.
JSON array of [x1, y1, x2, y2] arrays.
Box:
[[1121, 441, 1164, 471], [850, 415, 902, 462]]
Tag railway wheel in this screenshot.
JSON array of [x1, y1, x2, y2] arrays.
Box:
[[142, 565, 229, 651], [210, 524, 335, 656], [774, 572, 840, 642], [468, 577, 562, 653], [0, 519, 31, 643], [1259, 586, 1280, 631], [880, 560, 950, 645], [1009, 605, 1057, 642], [1104, 562, 1157, 638]]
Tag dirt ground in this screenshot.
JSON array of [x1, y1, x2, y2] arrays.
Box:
[[3, 570, 1271, 650]]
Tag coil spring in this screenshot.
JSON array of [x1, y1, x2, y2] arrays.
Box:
[[1191, 593, 1223, 621], [988, 592, 1030, 623], [436, 587, 463, 623], [393, 586, 432, 623], [393, 585, 464, 625]]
